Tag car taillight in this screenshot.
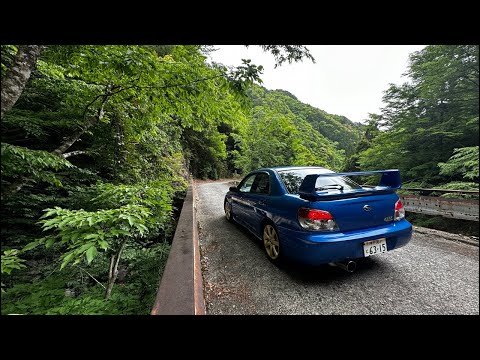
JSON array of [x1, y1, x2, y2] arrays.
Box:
[[394, 199, 405, 221], [298, 208, 338, 231]]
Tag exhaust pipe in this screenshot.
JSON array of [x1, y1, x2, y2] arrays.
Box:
[[329, 260, 356, 273]]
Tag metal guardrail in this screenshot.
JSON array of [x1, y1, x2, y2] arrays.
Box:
[[151, 182, 205, 315], [398, 187, 478, 221], [399, 194, 479, 222], [401, 187, 479, 194], [347, 185, 479, 221]]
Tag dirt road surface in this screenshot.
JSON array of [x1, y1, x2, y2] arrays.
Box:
[[196, 180, 479, 315]]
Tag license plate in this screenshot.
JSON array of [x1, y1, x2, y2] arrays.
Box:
[[363, 238, 387, 257]]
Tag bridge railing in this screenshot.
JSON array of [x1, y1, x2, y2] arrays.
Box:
[[398, 188, 479, 222], [400, 187, 479, 195], [151, 182, 205, 315]]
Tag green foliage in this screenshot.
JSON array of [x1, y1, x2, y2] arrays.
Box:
[[343, 116, 380, 172], [351, 45, 479, 189], [227, 59, 264, 92], [255, 45, 315, 68], [30, 204, 151, 269], [1, 249, 26, 275], [438, 146, 479, 180], [1, 44, 356, 313], [0, 270, 104, 315], [1, 45, 18, 77], [247, 85, 362, 156], [26, 179, 178, 271], [406, 213, 479, 237], [1, 143, 73, 188], [1, 276, 67, 314], [91, 181, 177, 235], [436, 182, 479, 199], [1, 243, 170, 314], [233, 86, 349, 173], [15, 178, 181, 303], [437, 181, 479, 191], [183, 127, 229, 179]]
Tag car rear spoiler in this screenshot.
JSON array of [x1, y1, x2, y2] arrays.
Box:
[[298, 169, 402, 201]]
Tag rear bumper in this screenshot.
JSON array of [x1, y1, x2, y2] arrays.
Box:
[[277, 219, 412, 265]]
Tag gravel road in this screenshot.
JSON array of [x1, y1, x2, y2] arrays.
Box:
[[196, 180, 479, 315]]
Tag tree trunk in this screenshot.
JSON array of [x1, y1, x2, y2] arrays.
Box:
[[105, 238, 128, 300], [1, 176, 29, 201], [52, 116, 98, 156], [1, 45, 43, 120], [61, 150, 87, 159]]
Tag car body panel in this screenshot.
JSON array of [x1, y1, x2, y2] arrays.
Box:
[[307, 193, 400, 232], [276, 219, 412, 265]]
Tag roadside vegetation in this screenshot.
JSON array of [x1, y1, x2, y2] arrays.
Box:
[[0, 45, 318, 314], [343, 45, 479, 234]]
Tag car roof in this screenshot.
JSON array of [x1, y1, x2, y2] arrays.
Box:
[[255, 166, 330, 172]]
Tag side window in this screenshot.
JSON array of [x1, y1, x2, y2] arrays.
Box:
[[239, 174, 256, 193], [250, 173, 270, 195]]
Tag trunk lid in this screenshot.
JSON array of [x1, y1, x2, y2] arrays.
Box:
[[310, 192, 398, 232]]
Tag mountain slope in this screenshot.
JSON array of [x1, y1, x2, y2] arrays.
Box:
[[232, 86, 363, 172], [247, 86, 363, 156]]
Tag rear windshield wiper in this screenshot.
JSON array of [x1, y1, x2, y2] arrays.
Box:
[[316, 184, 344, 191]]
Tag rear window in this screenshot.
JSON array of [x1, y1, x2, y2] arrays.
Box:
[[278, 168, 362, 194]]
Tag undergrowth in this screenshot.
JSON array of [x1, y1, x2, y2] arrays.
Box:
[[1, 243, 170, 315]]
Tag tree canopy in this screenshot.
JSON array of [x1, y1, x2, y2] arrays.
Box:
[[346, 45, 479, 190]]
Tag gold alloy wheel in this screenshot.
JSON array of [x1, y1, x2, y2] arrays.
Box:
[[225, 201, 231, 220], [263, 224, 279, 259]]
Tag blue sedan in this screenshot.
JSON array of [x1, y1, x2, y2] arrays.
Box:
[[224, 166, 412, 271]]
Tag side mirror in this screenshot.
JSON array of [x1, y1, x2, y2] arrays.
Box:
[[229, 186, 238, 192]]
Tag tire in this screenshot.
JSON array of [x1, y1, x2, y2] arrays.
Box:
[[263, 223, 282, 265], [224, 200, 234, 223]]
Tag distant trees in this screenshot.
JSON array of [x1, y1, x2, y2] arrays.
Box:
[[233, 85, 356, 172], [348, 45, 479, 188]]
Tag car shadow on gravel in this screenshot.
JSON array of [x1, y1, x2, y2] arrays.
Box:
[[227, 218, 388, 285], [278, 257, 386, 285]]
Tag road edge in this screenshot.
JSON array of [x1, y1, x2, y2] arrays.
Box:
[[413, 225, 479, 247]]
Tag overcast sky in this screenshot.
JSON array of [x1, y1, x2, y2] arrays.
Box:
[[208, 45, 426, 123]]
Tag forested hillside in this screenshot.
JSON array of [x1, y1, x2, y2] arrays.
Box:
[[255, 88, 363, 155], [1, 44, 352, 314], [230, 85, 362, 173], [345, 45, 479, 192]]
